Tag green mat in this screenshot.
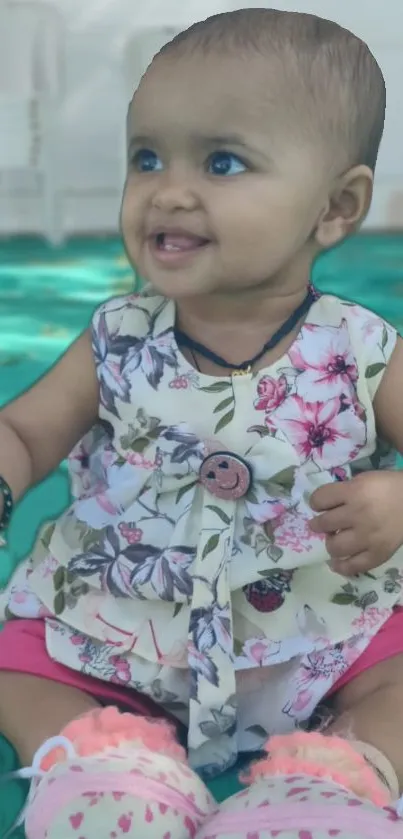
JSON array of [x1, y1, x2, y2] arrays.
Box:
[[1, 233, 403, 835]]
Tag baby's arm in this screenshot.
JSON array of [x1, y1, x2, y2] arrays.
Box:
[[0, 329, 99, 509], [373, 336, 403, 451], [309, 336, 403, 575]]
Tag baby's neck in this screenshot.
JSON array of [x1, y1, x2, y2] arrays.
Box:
[[177, 284, 308, 331], [175, 285, 311, 373]]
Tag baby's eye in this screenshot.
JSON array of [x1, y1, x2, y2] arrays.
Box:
[[131, 149, 163, 173], [206, 151, 247, 176]]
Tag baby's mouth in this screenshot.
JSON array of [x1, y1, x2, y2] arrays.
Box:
[[155, 232, 210, 252]]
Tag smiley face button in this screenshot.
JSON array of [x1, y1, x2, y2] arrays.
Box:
[[199, 451, 252, 501]]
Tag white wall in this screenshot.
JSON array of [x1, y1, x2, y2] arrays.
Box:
[[1, 0, 403, 235]]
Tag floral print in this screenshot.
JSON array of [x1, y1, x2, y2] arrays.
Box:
[[115, 299, 177, 392], [69, 527, 195, 602], [274, 511, 320, 553], [288, 320, 358, 399], [92, 309, 131, 414], [281, 637, 367, 721], [2, 288, 402, 778], [244, 570, 294, 612], [254, 374, 287, 412], [269, 394, 366, 467], [120, 324, 177, 390], [69, 630, 133, 685]]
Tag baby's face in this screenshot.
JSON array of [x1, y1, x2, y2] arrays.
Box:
[[121, 51, 331, 299]]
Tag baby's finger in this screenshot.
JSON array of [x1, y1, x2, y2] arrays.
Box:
[[330, 551, 373, 577], [325, 529, 363, 559], [310, 482, 348, 512], [309, 506, 352, 535]]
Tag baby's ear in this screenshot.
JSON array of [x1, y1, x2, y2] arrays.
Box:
[[315, 165, 373, 249]]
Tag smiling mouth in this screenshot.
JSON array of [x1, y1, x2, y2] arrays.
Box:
[[154, 232, 210, 252], [224, 476, 240, 491]]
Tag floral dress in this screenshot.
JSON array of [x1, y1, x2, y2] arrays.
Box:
[[2, 287, 403, 778]]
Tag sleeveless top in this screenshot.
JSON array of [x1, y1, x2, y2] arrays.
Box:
[[18, 288, 403, 775]]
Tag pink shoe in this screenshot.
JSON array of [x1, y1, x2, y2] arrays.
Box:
[[197, 732, 403, 838], [9, 707, 215, 839]]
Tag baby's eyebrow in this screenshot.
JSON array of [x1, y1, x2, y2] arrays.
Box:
[[194, 133, 272, 163], [128, 135, 155, 150], [195, 133, 250, 149], [126, 131, 272, 164], [128, 132, 251, 150]]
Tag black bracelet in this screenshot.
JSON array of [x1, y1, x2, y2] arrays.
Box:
[[0, 476, 13, 531]]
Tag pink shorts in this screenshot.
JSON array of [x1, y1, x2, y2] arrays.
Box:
[[329, 605, 403, 694], [0, 619, 168, 720], [1, 610, 403, 720]]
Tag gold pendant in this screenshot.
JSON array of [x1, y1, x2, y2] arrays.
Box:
[[232, 365, 252, 377]]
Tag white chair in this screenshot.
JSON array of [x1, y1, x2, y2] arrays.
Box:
[[0, 1, 65, 244], [120, 26, 181, 191]]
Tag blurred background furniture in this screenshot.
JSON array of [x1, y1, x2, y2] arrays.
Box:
[[0, 1, 65, 243]]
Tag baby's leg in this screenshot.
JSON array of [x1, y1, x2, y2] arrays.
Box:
[[329, 653, 403, 795], [0, 671, 99, 764], [238, 655, 403, 808], [198, 635, 403, 837], [0, 671, 214, 838], [197, 657, 403, 837]]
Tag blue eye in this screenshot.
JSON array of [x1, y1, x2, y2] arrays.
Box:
[[131, 149, 163, 173], [207, 151, 247, 176]]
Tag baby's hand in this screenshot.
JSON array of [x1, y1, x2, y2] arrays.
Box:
[[309, 471, 403, 576]]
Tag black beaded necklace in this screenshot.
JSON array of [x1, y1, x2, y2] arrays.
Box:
[[175, 284, 319, 375]]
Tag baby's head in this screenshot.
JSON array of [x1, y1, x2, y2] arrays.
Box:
[[121, 9, 385, 300]]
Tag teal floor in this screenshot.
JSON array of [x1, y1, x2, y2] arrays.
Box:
[[1, 234, 403, 835]]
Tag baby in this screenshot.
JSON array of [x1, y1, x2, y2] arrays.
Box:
[[1, 8, 403, 839]]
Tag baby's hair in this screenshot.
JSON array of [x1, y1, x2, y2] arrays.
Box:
[[157, 8, 385, 173]]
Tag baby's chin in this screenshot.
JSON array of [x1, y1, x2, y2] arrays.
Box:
[[142, 269, 224, 301], [140, 252, 269, 301]]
